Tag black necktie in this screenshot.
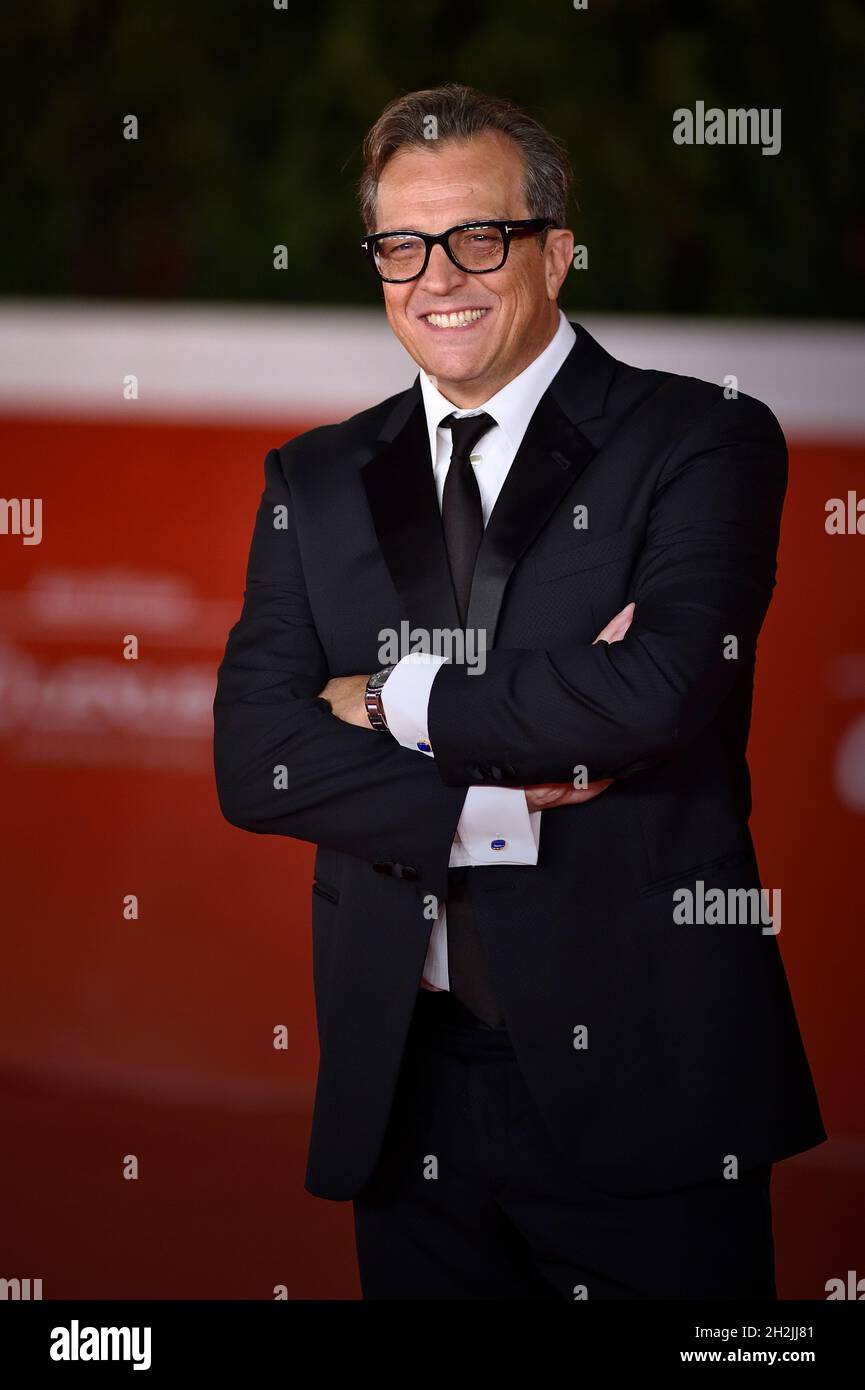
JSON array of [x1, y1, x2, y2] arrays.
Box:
[[439, 411, 504, 1029], [440, 412, 494, 626]]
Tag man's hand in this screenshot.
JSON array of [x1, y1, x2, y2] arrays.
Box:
[[592, 601, 635, 647], [318, 673, 371, 729], [522, 601, 635, 811]]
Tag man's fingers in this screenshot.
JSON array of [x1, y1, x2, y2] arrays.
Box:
[[593, 601, 635, 645], [523, 778, 614, 811], [595, 601, 635, 643]]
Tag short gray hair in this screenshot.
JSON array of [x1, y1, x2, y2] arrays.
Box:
[[358, 83, 573, 234]]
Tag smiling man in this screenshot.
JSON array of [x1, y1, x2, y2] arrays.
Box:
[[368, 130, 571, 405], [214, 84, 825, 1300]]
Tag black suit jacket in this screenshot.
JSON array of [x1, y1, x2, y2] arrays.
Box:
[[213, 321, 826, 1200]]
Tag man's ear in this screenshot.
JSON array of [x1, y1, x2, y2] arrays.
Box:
[[545, 228, 575, 301]]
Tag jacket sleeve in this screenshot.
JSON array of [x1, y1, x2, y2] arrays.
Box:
[[426, 392, 788, 786], [213, 445, 467, 903]]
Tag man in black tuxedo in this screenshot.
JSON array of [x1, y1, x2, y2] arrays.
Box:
[[214, 84, 825, 1299]]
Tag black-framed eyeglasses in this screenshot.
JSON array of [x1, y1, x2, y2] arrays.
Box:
[[360, 218, 555, 283]]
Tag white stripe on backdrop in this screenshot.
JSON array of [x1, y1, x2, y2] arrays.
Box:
[[0, 300, 863, 439]]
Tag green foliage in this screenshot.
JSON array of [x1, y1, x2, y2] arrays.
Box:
[[5, 0, 864, 315]]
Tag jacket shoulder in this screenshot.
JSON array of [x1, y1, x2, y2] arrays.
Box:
[[657, 369, 786, 453], [609, 354, 783, 439], [272, 387, 413, 479]]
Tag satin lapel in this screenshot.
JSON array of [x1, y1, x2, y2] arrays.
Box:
[[465, 389, 593, 643], [360, 386, 462, 635], [466, 322, 618, 644]]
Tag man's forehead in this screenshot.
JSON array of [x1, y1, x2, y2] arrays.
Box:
[[375, 140, 525, 230]]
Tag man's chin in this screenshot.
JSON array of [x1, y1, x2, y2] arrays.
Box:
[[416, 347, 494, 390]]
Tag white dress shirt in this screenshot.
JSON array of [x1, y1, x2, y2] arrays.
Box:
[[381, 309, 577, 989]]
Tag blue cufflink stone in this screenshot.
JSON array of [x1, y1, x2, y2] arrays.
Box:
[[417, 740, 431, 752], [491, 838, 507, 851]]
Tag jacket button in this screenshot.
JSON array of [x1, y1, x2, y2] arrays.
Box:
[[372, 861, 393, 876], [392, 863, 419, 881], [468, 764, 486, 780], [502, 763, 517, 777], [489, 765, 504, 780]]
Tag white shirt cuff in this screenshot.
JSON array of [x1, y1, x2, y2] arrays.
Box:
[[451, 786, 540, 865], [380, 651, 448, 755]]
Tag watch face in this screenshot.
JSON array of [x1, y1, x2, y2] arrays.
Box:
[[369, 666, 393, 690]]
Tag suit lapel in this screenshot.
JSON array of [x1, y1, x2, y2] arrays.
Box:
[[361, 389, 462, 636], [360, 322, 618, 647]]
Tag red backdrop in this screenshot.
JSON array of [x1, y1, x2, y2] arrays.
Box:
[[0, 414, 862, 1299]]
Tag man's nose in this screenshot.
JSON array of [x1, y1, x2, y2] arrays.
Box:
[[418, 242, 469, 294]]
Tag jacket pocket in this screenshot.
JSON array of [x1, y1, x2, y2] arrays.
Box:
[[312, 879, 341, 905], [638, 846, 756, 899]]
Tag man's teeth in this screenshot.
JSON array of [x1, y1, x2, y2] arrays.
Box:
[[425, 308, 488, 328]]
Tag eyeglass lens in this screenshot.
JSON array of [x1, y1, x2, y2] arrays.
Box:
[[373, 225, 506, 280]]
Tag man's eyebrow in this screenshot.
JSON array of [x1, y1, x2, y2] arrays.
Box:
[[375, 213, 510, 234]]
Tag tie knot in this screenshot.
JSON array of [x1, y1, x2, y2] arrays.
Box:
[[442, 411, 495, 461]]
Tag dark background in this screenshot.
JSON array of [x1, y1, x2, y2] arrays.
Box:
[[7, 0, 864, 314]]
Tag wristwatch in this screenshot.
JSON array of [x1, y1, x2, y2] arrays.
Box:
[[364, 665, 396, 732]]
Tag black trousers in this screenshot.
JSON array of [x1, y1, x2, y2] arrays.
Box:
[[352, 988, 777, 1300]]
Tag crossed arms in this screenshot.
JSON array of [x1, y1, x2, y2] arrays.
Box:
[[213, 392, 787, 899]]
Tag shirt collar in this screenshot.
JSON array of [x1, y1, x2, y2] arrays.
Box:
[[418, 309, 576, 465]]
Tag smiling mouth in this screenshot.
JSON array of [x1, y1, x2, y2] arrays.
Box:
[[422, 308, 490, 329]]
